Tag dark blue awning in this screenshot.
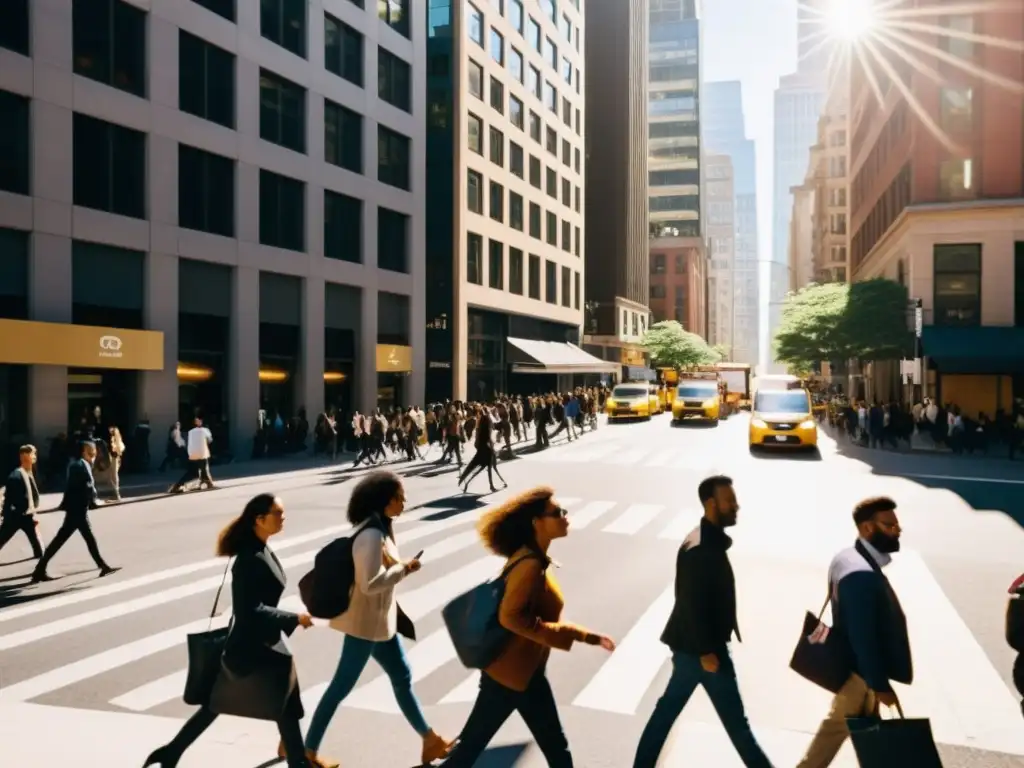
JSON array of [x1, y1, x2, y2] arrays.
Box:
[[922, 326, 1024, 373]]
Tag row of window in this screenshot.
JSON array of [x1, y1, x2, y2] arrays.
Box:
[[466, 233, 580, 309]]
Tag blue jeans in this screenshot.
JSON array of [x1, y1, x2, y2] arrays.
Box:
[[304, 634, 430, 751], [633, 648, 773, 768]]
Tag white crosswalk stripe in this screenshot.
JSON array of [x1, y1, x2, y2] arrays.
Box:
[[602, 503, 665, 535]]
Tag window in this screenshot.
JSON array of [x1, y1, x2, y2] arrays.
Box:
[[561, 177, 570, 205], [509, 192, 523, 230], [939, 157, 973, 199], [509, 248, 524, 294], [324, 190, 362, 263], [378, 126, 411, 190], [510, 0, 523, 33], [575, 107, 581, 134], [650, 284, 666, 299], [509, 95, 524, 129], [324, 100, 363, 173], [529, 111, 541, 142], [546, 211, 557, 245], [191, 0, 235, 21], [73, 113, 145, 219], [574, 225, 580, 256], [261, 0, 306, 58], [73, 0, 147, 97], [468, 232, 483, 284], [561, 14, 572, 42], [510, 142, 524, 177], [379, 0, 410, 38], [529, 202, 541, 237], [561, 220, 570, 252], [562, 139, 570, 167], [529, 254, 541, 298], [544, 82, 556, 112], [468, 113, 483, 153], [509, 48, 524, 83], [939, 87, 972, 134], [489, 126, 504, 166], [527, 18, 540, 51], [259, 169, 305, 251], [934, 244, 981, 326], [260, 70, 306, 153], [0, 91, 30, 195], [543, 37, 557, 69], [940, 14, 974, 60], [0, 0, 29, 55], [468, 60, 483, 98], [546, 127, 557, 155], [546, 167, 556, 197], [574, 271, 580, 308], [325, 14, 363, 86], [489, 240, 504, 289], [561, 265, 570, 306], [529, 155, 541, 187], [378, 208, 409, 272], [545, 260, 557, 303], [541, 0, 555, 22], [490, 0, 504, 12], [179, 32, 235, 129], [490, 77, 504, 113], [379, 49, 411, 112], [467, 169, 483, 213], [562, 97, 571, 126], [527, 66, 541, 99], [490, 29, 504, 65], [489, 181, 504, 222], [467, 3, 484, 45], [178, 145, 234, 237], [574, 185, 580, 211]]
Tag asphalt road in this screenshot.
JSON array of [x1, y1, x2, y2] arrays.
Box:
[[2, 413, 1023, 768]]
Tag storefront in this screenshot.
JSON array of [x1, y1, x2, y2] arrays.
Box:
[[377, 344, 413, 410], [921, 326, 1024, 416], [506, 337, 620, 392]]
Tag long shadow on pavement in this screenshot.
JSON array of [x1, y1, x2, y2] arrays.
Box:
[[0, 582, 80, 610]]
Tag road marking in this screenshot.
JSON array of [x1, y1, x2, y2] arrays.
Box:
[[602, 504, 664, 535], [344, 629, 456, 713], [657, 510, 698, 540], [898, 473, 1024, 486], [0, 509, 481, 653], [567, 501, 617, 530], [612, 449, 649, 466], [572, 587, 673, 714], [552, 443, 622, 463], [439, 673, 480, 704], [643, 452, 674, 467], [109, 670, 187, 712]]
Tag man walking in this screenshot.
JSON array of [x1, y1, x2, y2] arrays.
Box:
[[633, 475, 773, 768], [31, 440, 119, 582], [0, 444, 44, 559], [795, 496, 912, 767], [169, 417, 216, 493]]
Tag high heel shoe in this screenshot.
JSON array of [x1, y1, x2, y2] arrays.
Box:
[[142, 746, 177, 767]]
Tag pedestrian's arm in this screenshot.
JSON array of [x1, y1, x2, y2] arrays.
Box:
[[837, 572, 891, 692], [499, 559, 588, 650], [231, 556, 300, 635], [676, 548, 718, 655], [353, 527, 407, 594]]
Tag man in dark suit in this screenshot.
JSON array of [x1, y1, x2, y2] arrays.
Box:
[[0, 444, 44, 559], [31, 440, 120, 583]]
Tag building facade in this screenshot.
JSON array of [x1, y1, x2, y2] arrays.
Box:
[[848, 3, 1024, 412], [705, 154, 735, 352], [811, 60, 850, 285], [649, 237, 706, 339], [581, 0, 651, 379], [424, 0, 607, 403], [788, 179, 815, 291], [703, 80, 759, 365], [0, 0, 425, 460]]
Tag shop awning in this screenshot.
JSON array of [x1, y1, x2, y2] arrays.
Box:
[[0, 319, 164, 370], [507, 337, 620, 375], [625, 366, 656, 381], [921, 326, 1024, 373]]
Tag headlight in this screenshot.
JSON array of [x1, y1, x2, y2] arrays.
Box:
[[799, 419, 817, 429], [751, 418, 768, 428], [702, 398, 716, 408], [606, 399, 616, 408]]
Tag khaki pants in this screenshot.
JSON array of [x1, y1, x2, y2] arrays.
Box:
[[796, 673, 877, 768]]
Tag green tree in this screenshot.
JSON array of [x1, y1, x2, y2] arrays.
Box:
[[641, 321, 719, 369]]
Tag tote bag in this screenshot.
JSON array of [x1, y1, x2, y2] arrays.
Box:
[[847, 704, 944, 767], [182, 558, 232, 705], [789, 587, 850, 693]]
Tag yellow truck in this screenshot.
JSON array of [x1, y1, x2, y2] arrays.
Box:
[[671, 373, 722, 425]]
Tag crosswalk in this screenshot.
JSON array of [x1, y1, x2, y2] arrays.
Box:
[[2, 491, 1023, 766]]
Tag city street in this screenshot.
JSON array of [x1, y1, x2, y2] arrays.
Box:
[[2, 414, 1024, 767]]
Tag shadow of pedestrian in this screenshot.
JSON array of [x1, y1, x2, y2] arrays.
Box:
[[0, 582, 79, 610]]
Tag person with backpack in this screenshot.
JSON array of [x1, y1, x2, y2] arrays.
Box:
[[302, 471, 454, 767], [438, 486, 616, 767]]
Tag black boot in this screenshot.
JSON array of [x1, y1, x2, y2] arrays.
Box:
[[142, 746, 177, 767]]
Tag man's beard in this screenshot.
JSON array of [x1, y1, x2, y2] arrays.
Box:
[[870, 531, 900, 553]]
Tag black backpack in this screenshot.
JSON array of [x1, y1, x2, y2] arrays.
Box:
[[299, 516, 386, 619], [1006, 574, 1024, 654]]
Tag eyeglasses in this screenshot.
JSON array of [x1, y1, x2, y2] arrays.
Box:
[[541, 507, 569, 519]]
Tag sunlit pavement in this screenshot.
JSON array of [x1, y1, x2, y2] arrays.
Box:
[[2, 415, 1023, 767]]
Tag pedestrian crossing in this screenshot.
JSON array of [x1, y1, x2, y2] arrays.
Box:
[[2, 492, 1024, 766]]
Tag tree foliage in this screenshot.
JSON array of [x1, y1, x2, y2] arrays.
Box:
[[641, 321, 720, 369], [773, 278, 912, 369]]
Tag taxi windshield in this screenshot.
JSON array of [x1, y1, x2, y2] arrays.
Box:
[[612, 386, 648, 399], [755, 391, 810, 414], [676, 383, 717, 399]]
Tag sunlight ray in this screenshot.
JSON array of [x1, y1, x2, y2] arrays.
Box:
[[798, 33, 840, 70], [883, 26, 1024, 94], [859, 36, 962, 154], [797, 28, 831, 50], [871, 29, 947, 88], [851, 40, 890, 108], [797, 1, 830, 18], [885, 18, 1024, 53], [883, 1, 1016, 20]]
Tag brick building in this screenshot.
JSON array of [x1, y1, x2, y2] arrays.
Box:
[[648, 237, 706, 339]]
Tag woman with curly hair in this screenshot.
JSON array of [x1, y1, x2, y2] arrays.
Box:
[[440, 487, 617, 767]]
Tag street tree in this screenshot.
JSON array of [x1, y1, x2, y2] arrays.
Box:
[[641, 320, 719, 369]]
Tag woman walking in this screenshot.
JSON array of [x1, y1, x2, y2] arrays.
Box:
[[302, 471, 454, 766], [439, 487, 617, 767], [458, 411, 506, 494], [143, 494, 318, 767]]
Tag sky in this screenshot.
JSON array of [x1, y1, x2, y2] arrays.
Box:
[[701, 0, 801, 263]]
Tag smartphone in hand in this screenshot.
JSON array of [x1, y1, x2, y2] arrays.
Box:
[[413, 549, 425, 561]]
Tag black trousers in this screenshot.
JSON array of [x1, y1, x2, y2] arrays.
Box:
[[0, 515, 43, 558], [440, 671, 572, 767], [174, 459, 213, 490], [33, 510, 108, 574], [160, 705, 308, 767]]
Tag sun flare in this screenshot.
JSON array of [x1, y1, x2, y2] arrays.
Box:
[[824, 0, 876, 42]]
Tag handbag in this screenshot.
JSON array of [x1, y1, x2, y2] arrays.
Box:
[[442, 553, 544, 669], [847, 703, 944, 767], [789, 586, 850, 693], [182, 558, 232, 705], [208, 651, 297, 721]]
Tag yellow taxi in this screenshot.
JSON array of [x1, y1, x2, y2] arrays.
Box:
[[671, 378, 721, 424], [606, 383, 655, 421], [648, 385, 664, 414], [748, 387, 818, 450]]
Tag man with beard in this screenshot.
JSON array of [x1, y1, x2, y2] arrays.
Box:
[[633, 475, 773, 768], [795, 496, 912, 768]]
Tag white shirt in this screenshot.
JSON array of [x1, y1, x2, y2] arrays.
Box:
[[18, 468, 37, 513], [186, 426, 212, 460], [329, 520, 408, 641]]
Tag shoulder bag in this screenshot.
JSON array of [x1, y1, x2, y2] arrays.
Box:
[[788, 583, 851, 693], [182, 557, 232, 705]]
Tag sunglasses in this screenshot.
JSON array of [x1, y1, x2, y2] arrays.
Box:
[[541, 506, 569, 519]]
